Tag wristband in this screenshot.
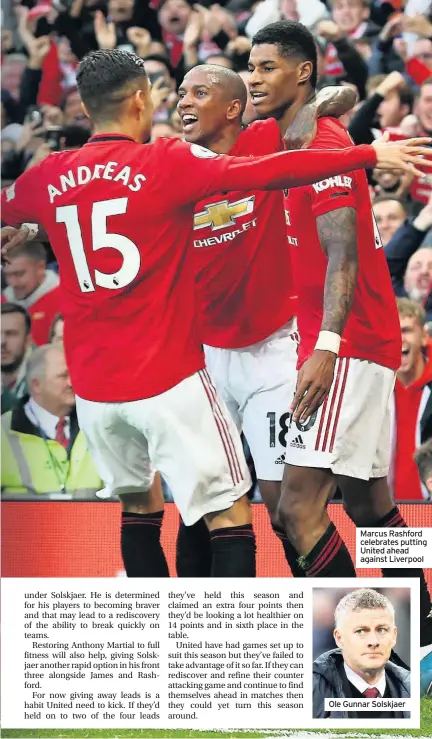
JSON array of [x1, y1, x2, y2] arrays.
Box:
[[22, 223, 39, 241], [315, 330, 341, 355]]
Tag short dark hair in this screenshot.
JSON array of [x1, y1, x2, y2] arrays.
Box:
[[252, 20, 318, 88], [76, 49, 148, 123], [1, 302, 31, 333], [373, 194, 407, 212], [6, 241, 47, 263]]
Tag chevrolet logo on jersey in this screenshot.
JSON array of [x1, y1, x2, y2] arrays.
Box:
[[194, 196, 255, 231]]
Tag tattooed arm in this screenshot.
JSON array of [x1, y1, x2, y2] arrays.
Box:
[[318, 206, 358, 334], [291, 207, 358, 423], [284, 87, 357, 150]]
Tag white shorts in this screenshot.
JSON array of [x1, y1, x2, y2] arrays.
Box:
[[75, 370, 251, 525], [284, 357, 396, 480], [204, 319, 299, 481]]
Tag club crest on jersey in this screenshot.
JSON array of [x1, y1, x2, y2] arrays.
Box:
[[190, 144, 218, 159], [312, 175, 352, 193], [194, 196, 255, 231]]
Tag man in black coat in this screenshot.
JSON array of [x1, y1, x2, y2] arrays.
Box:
[[313, 588, 411, 719]]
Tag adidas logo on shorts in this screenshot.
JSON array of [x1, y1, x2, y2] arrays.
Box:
[[275, 454, 286, 464], [290, 434, 305, 449]]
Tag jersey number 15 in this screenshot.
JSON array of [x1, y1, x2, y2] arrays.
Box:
[[56, 197, 141, 292]]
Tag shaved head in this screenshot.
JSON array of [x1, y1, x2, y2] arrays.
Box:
[[185, 64, 248, 114]]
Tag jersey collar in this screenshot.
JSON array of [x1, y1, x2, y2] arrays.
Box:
[[87, 133, 136, 144]]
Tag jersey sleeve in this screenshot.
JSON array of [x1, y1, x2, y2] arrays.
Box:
[[159, 138, 376, 209], [308, 170, 357, 218], [1, 166, 42, 227], [306, 119, 358, 219]]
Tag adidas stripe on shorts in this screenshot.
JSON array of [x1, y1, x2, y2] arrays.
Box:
[[284, 357, 396, 479], [204, 319, 299, 481], [76, 369, 251, 525]]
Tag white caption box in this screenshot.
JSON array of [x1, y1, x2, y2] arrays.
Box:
[[356, 528, 432, 569]]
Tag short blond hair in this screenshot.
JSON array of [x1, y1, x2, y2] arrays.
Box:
[[397, 297, 426, 327]]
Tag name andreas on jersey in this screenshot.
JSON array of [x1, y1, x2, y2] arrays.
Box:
[[193, 195, 256, 247]]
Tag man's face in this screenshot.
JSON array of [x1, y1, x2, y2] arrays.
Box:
[[404, 248, 432, 301], [372, 168, 401, 192], [280, 0, 299, 21], [417, 83, 432, 133], [331, 0, 368, 35], [158, 0, 191, 35], [372, 199, 406, 246], [377, 90, 405, 128], [34, 349, 75, 413], [413, 39, 432, 71], [64, 90, 90, 129], [3, 256, 46, 300], [107, 0, 134, 23], [248, 44, 308, 119], [1, 312, 30, 372], [399, 314, 428, 377], [178, 67, 240, 146], [334, 608, 397, 678], [2, 59, 27, 99], [238, 70, 257, 124]]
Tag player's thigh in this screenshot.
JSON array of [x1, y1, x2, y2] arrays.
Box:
[[241, 324, 299, 483], [204, 344, 241, 430], [284, 358, 395, 480], [75, 395, 154, 497], [127, 370, 251, 526]]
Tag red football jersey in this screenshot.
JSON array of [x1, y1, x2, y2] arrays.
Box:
[[2, 132, 377, 402], [193, 119, 297, 348], [285, 118, 401, 371]]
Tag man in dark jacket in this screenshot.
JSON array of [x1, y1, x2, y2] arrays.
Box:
[[313, 588, 410, 719]]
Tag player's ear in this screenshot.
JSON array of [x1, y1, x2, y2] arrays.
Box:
[[226, 99, 242, 122], [333, 628, 343, 648], [298, 60, 312, 85], [80, 101, 90, 119]]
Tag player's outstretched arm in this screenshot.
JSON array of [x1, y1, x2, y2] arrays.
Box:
[[290, 207, 358, 425], [197, 138, 432, 199], [283, 86, 357, 150]]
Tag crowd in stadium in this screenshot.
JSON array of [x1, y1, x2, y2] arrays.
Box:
[[1, 0, 432, 504]]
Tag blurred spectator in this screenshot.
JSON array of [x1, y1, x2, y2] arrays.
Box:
[[151, 120, 178, 138], [2, 242, 61, 345], [1, 303, 33, 413], [348, 71, 414, 145], [329, 0, 380, 40], [383, 193, 432, 320], [373, 195, 408, 245], [414, 437, 432, 498], [390, 298, 432, 501], [1, 344, 102, 498], [316, 16, 370, 98], [49, 313, 64, 344]]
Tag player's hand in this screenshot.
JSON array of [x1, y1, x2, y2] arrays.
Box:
[[284, 103, 317, 150], [126, 26, 151, 56], [1, 226, 30, 261], [403, 14, 432, 39], [376, 71, 406, 98], [290, 350, 336, 424], [316, 85, 357, 119], [151, 76, 170, 111], [94, 10, 116, 50], [372, 131, 432, 177], [379, 13, 403, 42], [316, 19, 344, 42]]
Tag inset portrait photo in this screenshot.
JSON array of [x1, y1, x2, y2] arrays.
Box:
[[312, 586, 411, 719]]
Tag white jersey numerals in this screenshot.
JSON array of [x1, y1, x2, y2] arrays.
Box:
[[372, 211, 383, 250], [56, 197, 141, 292]]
